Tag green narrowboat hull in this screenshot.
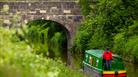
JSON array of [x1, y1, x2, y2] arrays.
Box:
[[83, 61, 102, 77], [83, 49, 127, 77]]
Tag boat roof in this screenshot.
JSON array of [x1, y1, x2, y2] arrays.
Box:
[[85, 49, 104, 58], [85, 49, 121, 58]]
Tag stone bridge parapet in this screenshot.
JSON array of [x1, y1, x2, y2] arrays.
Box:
[[0, 1, 83, 38]]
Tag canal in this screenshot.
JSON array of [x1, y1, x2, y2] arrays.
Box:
[[125, 62, 138, 77]]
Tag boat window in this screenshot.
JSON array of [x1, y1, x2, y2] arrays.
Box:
[[85, 54, 89, 63], [89, 56, 94, 65], [96, 59, 99, 67]]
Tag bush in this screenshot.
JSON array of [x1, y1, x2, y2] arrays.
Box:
[[0, 27, 84, 77]]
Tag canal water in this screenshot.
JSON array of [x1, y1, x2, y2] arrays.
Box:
[[124, 62, 138, 77]]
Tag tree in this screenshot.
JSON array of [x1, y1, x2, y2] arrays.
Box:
[[73, 0, 138, 63]]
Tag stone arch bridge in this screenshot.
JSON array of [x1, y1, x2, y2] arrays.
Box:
[[0, 0, 83, 65]]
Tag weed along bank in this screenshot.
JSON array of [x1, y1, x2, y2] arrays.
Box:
[[83, 49, 127, 77]]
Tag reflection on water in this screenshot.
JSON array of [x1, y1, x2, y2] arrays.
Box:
[[124, 62, 138, 77]]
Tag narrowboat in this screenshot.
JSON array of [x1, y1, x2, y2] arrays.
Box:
[[83, 49, 127, 77]]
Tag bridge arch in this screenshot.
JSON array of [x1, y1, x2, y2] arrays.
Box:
[[27, 19, 71, 39], [26, 19, 71, 62]]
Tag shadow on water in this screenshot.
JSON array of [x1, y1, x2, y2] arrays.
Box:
[[124, 62, 138, 77]]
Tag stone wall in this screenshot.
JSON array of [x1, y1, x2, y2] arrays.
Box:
[[0, 1, 83, 38]]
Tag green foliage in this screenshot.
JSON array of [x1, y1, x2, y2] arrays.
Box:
[[113, 20, 138, 62], [74, 0, 138, 64], [26, 20, 67, 59], [78, 0, 93, 16], [50, 32, 63, 57], [27, 23, 50, 56], [0, 27, 84, 77], [73, 18, 93, 53], [113, 32, 126, 54], [125, 36, 138, 58]]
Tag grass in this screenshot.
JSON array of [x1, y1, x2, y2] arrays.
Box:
[[0, 27, 84, 77]]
